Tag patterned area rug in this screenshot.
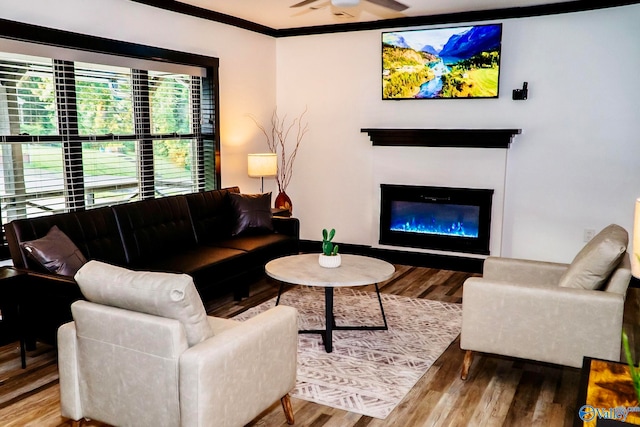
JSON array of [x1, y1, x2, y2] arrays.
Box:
[[233, 287, 462, 419]]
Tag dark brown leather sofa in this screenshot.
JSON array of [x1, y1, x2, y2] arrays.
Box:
[[5, 186, 299, 344]]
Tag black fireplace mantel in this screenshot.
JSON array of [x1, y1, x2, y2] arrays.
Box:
[[361, 128, 522, 149]]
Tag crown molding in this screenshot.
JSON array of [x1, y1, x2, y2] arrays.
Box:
[[130, 0, 278, 36], [130, 0, 640, 37]]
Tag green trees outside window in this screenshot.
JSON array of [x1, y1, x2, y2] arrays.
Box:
[[0, 51, 210, 223]]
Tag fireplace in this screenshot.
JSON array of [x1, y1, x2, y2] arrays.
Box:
[[379, 184, 493, 255]]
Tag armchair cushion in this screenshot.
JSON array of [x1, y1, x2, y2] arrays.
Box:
[[559, 224, 628, 290], [21, 225, 88, 277], [74, 260, 213, 346], [230, 192, 273, 236]]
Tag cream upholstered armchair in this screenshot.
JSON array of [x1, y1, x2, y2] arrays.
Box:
[[58, 261, 298, 427], [460, 224, 632, 380]]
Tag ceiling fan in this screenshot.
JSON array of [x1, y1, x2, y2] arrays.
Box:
[[291, 0, 409, 12]]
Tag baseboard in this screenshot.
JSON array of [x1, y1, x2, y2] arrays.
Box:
[[299, 240, 483, 273]]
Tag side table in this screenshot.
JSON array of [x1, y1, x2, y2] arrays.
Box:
[[575, 357, 640, 426], [271, 207, 292, 217], [0, 267, 28, 368]]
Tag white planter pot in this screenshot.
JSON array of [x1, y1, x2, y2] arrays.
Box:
[[319, 253, 341, 268]]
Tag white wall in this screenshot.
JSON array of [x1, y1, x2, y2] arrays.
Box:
[[276, 5, 640, 262], [0, 0, 277, 194], [3, 1, 639, 263]]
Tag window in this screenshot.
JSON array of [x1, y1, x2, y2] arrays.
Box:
[[0, 29, 219, 231]]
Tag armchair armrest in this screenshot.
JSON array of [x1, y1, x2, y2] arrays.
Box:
[[58, 322, 83, 421], [179, 305, 298, 427], [482, 256, 568, 286], [461, 278, 624, 367], [273, 217, 300, 238]]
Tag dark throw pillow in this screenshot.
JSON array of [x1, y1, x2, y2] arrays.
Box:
[[229, 192, 274, 236], [21, 225, 88, 277]]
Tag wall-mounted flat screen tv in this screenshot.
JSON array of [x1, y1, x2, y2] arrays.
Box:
[[382, 23, 502, 100]]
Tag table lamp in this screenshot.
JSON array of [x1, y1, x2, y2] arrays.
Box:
[[247, 153, 277, 193]]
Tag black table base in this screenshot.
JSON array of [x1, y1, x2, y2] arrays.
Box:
[[275, 283, 388, 353]]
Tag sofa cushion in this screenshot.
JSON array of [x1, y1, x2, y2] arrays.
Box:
[[136, 246, 246, 276], [21, 225, 88, 277], [6, 206, 128, 271], [229, 192, 273, 236], [216, 233, 296, 253], [559, 224, 628, 290], [74, 260, 213, 347], [112, 195, 197, 266], [184, 187, 240, 244]]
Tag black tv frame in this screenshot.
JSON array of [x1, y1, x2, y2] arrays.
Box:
[[382, 23, 503, 100]]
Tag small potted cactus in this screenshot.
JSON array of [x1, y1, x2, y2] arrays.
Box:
[[319, 228, 341, 268]]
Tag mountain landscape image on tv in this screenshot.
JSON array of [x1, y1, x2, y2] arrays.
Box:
[[382, 24, 502, 99]]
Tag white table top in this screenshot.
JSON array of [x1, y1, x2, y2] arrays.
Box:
[[265, 253, 395, 287]]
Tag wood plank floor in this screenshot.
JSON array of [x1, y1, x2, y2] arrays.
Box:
[[0, 265, 637, 426]]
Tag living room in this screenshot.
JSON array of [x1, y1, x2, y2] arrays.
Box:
[[3, 0, 638, 266], [1, 0, 640, 426]]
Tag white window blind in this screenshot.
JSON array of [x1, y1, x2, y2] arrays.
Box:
[[153, 139, 197, 198], [0, 53, 64, 219], [82, 140, 140, 208], [2, 142, 66, 218], [0, 52, 57, 136], [75, 62, 134, 135], [149, 70, 192, 134], [0, 47, 213, 225]]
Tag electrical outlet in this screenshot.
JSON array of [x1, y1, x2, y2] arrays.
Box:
[[584, 228, 596, 242]]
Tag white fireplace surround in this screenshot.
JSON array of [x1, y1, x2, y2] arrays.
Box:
[[370, 130, 516, 258]]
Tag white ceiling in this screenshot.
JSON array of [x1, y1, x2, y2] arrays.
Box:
[[176, 0, 574, 30]]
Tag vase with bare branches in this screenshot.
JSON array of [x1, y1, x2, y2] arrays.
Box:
[[250, 107, 308, 213]]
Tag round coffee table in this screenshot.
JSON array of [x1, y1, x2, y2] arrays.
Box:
[[265, 253, 395, 353]]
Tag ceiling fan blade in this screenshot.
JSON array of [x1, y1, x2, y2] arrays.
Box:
[[365, 0, 409, 12], [290, 0, 321, 7], [291, 0, 330, 16]]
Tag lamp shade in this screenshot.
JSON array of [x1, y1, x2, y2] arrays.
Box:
[[247, 153, 277, 178], [633, 197, 640, 278]]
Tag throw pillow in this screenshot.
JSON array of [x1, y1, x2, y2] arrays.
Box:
[[229, 192, 274, 236], [74, 260, 213, 347], [21, 225, 88, 277], [558, 224, 628, 290]]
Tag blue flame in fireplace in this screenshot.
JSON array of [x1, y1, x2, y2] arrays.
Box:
[[389, 201, 480, 238]]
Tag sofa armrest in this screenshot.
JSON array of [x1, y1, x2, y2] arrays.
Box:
[[461, 278, 624, 367], [273, 217, 300, 238], [21, 270, 82, 297], [17, 271, 83, 344], [482, 256, 568, 286], [179, 305, 298, 427]]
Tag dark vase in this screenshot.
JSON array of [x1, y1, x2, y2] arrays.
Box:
[[275, 191, 292, 213]]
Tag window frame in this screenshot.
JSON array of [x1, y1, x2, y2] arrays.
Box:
[[0, 18, 221, 258]]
